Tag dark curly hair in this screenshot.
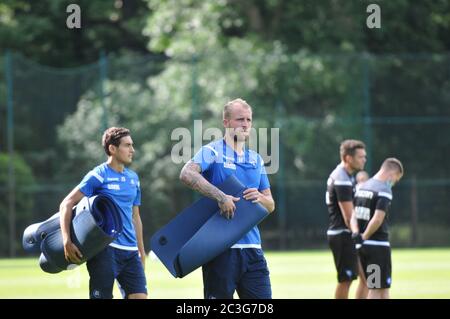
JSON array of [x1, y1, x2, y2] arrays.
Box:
[[102, 127, 130, 156]]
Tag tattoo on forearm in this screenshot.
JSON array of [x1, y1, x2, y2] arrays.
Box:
[[181, 162, 227, 203]]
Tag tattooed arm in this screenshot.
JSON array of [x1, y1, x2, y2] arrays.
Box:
[[179, 160, 240, 219]]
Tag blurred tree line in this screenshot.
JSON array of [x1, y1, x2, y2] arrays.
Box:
[[1, 0, 450, 254]]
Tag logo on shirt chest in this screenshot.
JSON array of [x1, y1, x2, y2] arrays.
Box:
[[107, 184, 121, 190], [223, 162, 236, 170]]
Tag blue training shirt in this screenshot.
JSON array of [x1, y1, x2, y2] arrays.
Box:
[[192, 139, 270, 247], [78, 162, 141, 250]]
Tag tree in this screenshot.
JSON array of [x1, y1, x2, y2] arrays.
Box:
[[0, 153, 35, 256], [57, 1, 370, 240], [0, 0, 151, 66]]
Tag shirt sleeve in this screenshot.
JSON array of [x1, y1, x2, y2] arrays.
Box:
[[375, 197, 391, 214], [192, 145, 217, 173], [78, 168, 104, 197], [335, 185, 353, 202], [133, 178, 141, 206], [259, 157, 270, 191]]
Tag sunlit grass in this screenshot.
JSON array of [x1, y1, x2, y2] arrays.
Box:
[[1, 248, 449, 298]]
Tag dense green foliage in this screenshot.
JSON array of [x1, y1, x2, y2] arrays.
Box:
[[1, 1, 449, 255]]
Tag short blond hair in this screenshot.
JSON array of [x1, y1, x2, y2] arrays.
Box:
[[381, 158, 404, 175], [223, 98, 252, 120]]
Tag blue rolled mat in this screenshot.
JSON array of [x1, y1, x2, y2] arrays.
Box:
[[150, 175, 269, 278], [40, 194, 123, 273], [23, 212, 61, 254], [23, 195, 123, 273], [22, 197, 93, 254]]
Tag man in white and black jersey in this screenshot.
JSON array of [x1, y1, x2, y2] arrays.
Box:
[[350, 158, 404, 299], [325, 139, 368, 299]]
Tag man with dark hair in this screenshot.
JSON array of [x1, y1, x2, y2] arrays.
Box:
[[59, 127, 147, 299], [180, 98, 275, 299], [351, 158, 404, 299], [325, 139, 368, 298]]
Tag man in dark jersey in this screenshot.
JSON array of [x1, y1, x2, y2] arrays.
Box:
[[351, 158, 404, 299], [325, 139, 368, 299]]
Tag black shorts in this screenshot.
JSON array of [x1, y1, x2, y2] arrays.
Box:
[[327, 231, 358, 282], [358, 243, 392, 289]]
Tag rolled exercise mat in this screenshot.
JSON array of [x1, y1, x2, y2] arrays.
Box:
[[22, 197, 92, 254], [23, 212, 61, 254], [151, 175, 269, 278], [38, 194, 123, 273]]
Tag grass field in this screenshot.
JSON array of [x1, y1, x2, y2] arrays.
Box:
[[1, 248, 449, 299]]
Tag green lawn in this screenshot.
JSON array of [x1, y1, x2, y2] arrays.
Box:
[[1, 248, 449, 298]]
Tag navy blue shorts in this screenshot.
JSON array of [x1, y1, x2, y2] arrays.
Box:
[[86, 246, 147, 299], [202, 248, 272, 299]]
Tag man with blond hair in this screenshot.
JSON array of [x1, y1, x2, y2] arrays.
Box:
[[180, 98, 275, 299], [351, 158, 404, 299]]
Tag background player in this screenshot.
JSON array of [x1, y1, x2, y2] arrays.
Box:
[[351, 158, 404, 299], [325, 139, 368, 299]]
